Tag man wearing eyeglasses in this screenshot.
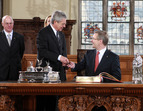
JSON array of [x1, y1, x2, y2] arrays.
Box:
[[68, 30, 121, 81], [68, 30, 121, 110], [0, 15, 25, 81]]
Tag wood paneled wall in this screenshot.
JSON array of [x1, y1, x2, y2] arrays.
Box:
[[22, 53, 135, 82], [13, 17, 76, 54], [119, 55, 134, 81]]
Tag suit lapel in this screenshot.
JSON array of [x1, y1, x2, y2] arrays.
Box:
[[1, 31, 10, 47], [48, 26, 60, 52], [92, 50, 97, 72], [11, 32, 17, 47]]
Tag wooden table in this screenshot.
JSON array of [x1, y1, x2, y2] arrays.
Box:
[[0, 81, 142, 111]]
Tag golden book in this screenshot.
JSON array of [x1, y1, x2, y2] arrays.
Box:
[[76, 72, 121, 83]]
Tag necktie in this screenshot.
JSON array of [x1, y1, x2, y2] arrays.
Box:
[[56, 31, 59, 40], [7, 34, 11, 46], [94, 51, 100, 72], [56, 31, 61, 45]]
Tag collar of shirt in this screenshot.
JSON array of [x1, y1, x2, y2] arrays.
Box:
[[50, 24, 57, 36], [97, 47, 106, 63], [4, 30, 13, 40]]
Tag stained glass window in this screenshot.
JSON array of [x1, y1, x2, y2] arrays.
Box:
[[108, 0, 130, 55], [134, 1, 143, 54], [108, 1, 130, 22], [108, 23, 129, 55], [81, 0, 102, 49], [80, 0, 143, 55]]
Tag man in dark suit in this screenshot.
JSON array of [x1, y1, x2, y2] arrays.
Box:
[[0, 15, 25, 81], [68, 30, 121, 111], [68, 30, 121, 80], [36, 10, 69, 111], [37, 10, 69, 81]]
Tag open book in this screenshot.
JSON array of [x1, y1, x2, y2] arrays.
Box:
[[76, 72, 122, 83]]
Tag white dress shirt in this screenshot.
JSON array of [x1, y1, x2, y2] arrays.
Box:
[[4, 30, 13, 41], [97, 47, 106, 63]]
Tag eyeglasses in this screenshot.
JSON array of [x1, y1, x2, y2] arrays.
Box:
[[91, 38, 99, 40]]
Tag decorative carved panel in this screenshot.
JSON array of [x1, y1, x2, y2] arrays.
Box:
[[0, 95, 141, 111], [58, 95, 141, 111], [0, 82, 143, 111], [0, 95, 15, 111]]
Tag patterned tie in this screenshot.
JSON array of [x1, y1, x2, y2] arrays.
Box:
[[56, 31, 59, 40], [94, 51, 100, 72], [7, 34, 11, 46], [56, 31, 61, 46]]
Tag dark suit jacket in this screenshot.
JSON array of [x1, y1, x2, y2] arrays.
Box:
[[0, 31, 25, 81], [37, 25, 67, 81], [72, 49, 121, 80]]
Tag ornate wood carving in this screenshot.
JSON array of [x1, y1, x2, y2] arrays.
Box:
[[0, 95, 15, 111], [13, 18, 76, 54], [58, 95, 141, 111], [0, 83, 142, 111], [0, 94, 141, 111]]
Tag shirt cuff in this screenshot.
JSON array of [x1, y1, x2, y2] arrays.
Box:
[[58, 55, 61, 61]]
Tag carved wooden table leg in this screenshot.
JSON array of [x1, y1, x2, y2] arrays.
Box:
[[0, 95, 15, 111], [58, 95, 141, 111]]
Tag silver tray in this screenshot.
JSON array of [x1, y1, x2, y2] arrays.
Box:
[[18, 71, 48, 83]]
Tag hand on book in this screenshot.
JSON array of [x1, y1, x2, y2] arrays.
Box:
[[67, 61, 75, 68]]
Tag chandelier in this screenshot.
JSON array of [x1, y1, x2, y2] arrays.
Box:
[[110, 1, 127, 21]]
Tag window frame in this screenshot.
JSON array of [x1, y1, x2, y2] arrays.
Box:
[[79, 0, 136, 55]]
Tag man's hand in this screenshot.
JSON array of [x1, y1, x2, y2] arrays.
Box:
[[60, 56, 69, 64], [67, 61, 75, 68], [62, 63, 68, 66]]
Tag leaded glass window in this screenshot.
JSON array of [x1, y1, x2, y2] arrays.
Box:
[[134, 1, 143, 54], [81, 0, 103, 49], [108, 0, 130, 55], [80, 0, 143, 55]]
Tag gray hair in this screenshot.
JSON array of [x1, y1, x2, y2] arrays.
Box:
[[95, 30, 108, 46], [2, 15, 14, 23], [51, 10, 67, 24]]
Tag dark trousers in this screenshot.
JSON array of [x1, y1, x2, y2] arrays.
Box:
[[36, 95, 58, 111]]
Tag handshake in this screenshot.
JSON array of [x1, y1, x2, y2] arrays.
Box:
[[60, 56, 75, 68]]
